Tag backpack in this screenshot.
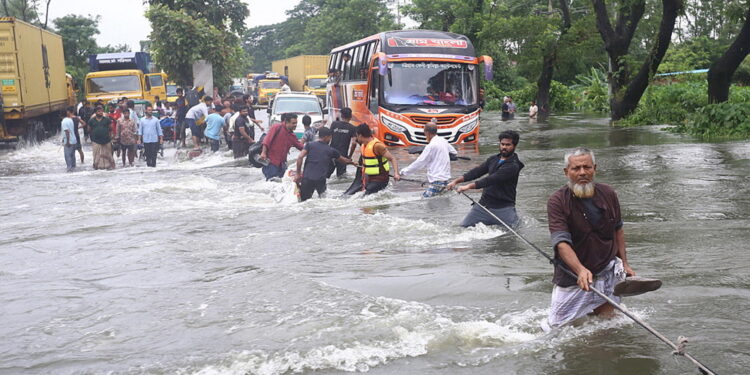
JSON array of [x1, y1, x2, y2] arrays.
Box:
[[186, 89, 200, 107]]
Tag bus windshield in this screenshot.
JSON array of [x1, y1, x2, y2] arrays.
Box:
[[166, 84, 178, 96], [383, 62, 477, 106], [87, 75, 141, 94], [306, 78, 327, 89]]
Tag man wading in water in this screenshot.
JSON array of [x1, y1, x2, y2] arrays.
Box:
[[353, 124, 400, 195], [447, 130, 523, 227], [400, 120, 457, 198], [545, 147, 660, 328], [260, 113, 304, 180]]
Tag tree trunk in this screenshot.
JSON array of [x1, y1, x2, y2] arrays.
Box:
[[708, 5, 750, 103], [535, 0, 572, 119], [1, 0, 8, 17], [592, 0, 682, 120], [612, 0, 682, 119], [592, 0, 644, 115], [536, 53, 555, 118]]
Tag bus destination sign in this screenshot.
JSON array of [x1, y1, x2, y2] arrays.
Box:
[[387, 37, 468, 49]]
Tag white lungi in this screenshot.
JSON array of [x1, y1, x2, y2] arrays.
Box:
[[547, 257, 626, 328]]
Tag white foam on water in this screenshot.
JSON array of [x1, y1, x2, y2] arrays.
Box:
[[193, 296, 540, 375], [193, 293, 650, 375], [360, 212, 506, 249]]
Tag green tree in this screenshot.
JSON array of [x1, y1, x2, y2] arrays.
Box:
[[146, 1, 248, 89], [243, 0, 396, 72], [52, 14, 101, 93], [708, 3, 750, 103], [287, 0, 396, 55], [592, 0, 684, 120], [146, 0, 247, 34], [0, 0, 40, 24]]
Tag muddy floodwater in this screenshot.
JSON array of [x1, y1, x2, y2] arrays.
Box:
[[1, 111, 748, 375]]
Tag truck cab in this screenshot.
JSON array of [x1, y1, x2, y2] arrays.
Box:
[[84, 52, 167, 104], [257, 79, 282, 105], [85, 70, 167, 104], [303, 74, 327, 103]]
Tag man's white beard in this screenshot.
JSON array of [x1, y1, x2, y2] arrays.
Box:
[[569, 181, 595, 198]]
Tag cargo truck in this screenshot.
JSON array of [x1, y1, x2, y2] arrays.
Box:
[[271, 55, 328, 91], [303, 74, 327, 102], [0, 17, 72, 142], [84, 52, 167, 105]]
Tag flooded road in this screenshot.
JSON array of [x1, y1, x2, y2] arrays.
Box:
[[1, 112, 748, 374]]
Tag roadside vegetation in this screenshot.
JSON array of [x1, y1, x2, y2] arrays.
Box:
[[5, 0, 749, 138]]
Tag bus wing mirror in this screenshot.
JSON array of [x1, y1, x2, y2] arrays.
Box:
[[479, 56, 493, 81]]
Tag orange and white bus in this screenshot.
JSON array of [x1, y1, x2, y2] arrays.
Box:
[[326, 30, 492, 146]]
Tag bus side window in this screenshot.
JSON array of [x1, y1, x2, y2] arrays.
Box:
[[358, 44, 370, 80], [342, 49, 352, 81]]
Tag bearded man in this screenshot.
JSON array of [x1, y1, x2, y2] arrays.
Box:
[[545, 147, 660, 328]]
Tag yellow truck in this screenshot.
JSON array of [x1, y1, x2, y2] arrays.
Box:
[[256, 72, 282, 105], [272, 55, 328, 91], [0, 17, 71, 142], [303, 74, 327, 102], [85, 52, 167, 105]]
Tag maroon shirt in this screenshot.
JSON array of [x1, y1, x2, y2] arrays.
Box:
[[262, 123, 303, 167], [547, 183, 623, 287]]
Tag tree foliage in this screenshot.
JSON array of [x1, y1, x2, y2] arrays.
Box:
[[241, 0, 749, 126], [1, 0, 40, 24], [146, 0, 248, 89], [244, 0, 396, 72], [146, 0, 248, 34]]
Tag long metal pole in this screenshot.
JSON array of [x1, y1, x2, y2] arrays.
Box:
[[458, 191, 717, 375]]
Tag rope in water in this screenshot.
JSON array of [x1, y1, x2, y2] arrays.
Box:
[[458, 191, 717, 375], [389, 174, 426, 186]]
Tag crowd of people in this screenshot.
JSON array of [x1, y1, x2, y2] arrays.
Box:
[[60, 98, 660, 329]]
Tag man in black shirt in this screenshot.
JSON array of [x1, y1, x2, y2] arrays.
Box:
[[327, 107, 357, 178], [296, 127, 353, 201], [175, 88, 189, 148], [447, 130, 524, 227], [232, 106, 254, 159], [501, 96, 511, 120], [78, 101, 94, 142]]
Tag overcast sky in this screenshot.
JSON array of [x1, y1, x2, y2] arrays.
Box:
[[46, 0, 302, 51]]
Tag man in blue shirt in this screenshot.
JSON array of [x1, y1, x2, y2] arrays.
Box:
[[61, 106, 77, 172], [138, 105, 163, 167], [204, 105, 229, 152]]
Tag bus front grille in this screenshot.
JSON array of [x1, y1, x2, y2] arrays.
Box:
[[410, 115, 457, 125]]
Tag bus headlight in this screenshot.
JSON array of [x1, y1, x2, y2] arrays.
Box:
[[458, 118, 479, 133], [381, 116, 407, 133]]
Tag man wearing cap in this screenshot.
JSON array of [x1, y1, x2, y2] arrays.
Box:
[[295, 127, 353, 201]]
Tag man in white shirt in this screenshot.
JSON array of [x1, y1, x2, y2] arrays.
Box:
[[281, 82, 291, 92], [399, 121, 457, 198], [185, 96, 213, 149]]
